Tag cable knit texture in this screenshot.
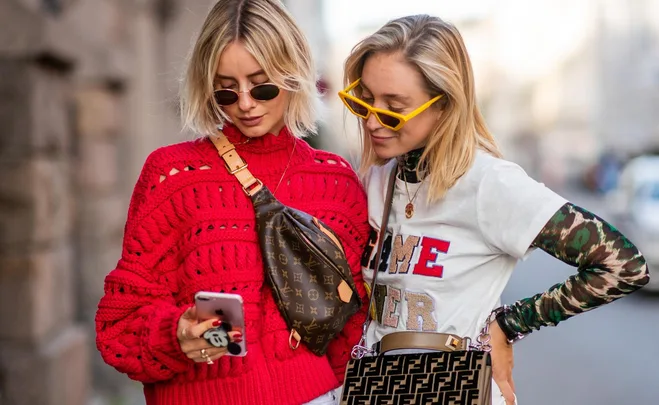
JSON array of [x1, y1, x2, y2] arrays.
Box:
[[95, 124, 370, 405]]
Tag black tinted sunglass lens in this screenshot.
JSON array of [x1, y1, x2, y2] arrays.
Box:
[[377, 113, 401, 128], [214, 90, 238, 106], [346, 99, 369, 117], [250, 84, 280, 101]]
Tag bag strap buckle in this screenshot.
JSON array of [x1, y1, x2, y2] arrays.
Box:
[[210, 132, 263, 196], [224, 155, 248, 175]]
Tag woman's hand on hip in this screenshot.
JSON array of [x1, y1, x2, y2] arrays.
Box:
[[489, 320, 516, 405]]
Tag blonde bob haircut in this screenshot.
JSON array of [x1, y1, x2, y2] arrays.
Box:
[[344, 15, 502, 201], [180, 0, 320, 138]]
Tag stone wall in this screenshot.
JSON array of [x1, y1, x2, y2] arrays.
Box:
[[0, 20, 89, 405], [0, 1, 182, 404]]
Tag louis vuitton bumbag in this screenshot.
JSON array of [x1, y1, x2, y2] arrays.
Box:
[[210, 132, 362, 355]]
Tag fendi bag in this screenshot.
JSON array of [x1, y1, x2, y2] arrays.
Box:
[[210, 133, 361, 355], [341, 163, 493, 405]]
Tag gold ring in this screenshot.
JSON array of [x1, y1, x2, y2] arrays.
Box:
[[201, 349, 213, 365]]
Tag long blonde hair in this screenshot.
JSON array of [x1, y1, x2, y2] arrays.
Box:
[[344, 15, 502, 201], [180, 0, 320, 138]]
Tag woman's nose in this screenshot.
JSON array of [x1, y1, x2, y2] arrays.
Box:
[[237, 91, 256, 111], [365, 113, 381, 132]]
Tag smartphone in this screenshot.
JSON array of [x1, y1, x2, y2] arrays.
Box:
[[194, 291, 247, 356]]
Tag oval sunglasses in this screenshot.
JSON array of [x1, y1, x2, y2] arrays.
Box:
[[338, 78, 443, 131], [214, 83, 280, 106]]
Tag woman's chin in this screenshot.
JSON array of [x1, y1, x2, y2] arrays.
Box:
[[236, 120, 285, 138], [234, 124, 267, 138], [372, 144, 399, 160]]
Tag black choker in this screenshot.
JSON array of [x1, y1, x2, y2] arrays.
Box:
[[398, 148, 425, 183]]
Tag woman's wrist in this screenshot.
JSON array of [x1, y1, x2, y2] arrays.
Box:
[[491, 305, 528, 344]]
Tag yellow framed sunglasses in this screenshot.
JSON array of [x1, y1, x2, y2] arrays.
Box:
[[338, 78, 443, 131]]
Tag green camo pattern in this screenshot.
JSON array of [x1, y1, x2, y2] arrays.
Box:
[[500, 203, 649, 336]]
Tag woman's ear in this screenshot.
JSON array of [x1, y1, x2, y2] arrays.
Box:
[[434, 105, 444, 121], [438, 93, 449, 111]]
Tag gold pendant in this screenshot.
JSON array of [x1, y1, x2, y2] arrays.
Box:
[[405, 203, 414, 219]]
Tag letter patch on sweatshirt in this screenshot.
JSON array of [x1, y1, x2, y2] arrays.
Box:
[[363, 230, 450, 279]]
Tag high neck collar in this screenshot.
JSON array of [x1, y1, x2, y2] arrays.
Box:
[[398, 147, 426, 183], [220, 123, 293, 154]]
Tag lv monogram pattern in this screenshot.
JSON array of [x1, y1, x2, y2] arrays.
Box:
[[341, 351, 491, 405], [252, 187, 362, 355]]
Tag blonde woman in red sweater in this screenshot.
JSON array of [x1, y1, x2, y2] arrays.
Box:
[[95, 1, 369, 404]]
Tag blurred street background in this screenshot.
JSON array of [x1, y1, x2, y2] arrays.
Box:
[[1, 0, 658, 404]]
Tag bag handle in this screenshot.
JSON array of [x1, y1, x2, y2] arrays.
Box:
[[209, 131, 263, 196], [376, 331, 469, 354], [351, 162, 398, 359]]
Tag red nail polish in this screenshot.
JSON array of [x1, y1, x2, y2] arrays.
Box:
[[233, 337, 243, 343], [212, 320, 222, 327]]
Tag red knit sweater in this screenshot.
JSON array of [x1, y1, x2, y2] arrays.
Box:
[[95, 124, 369, 405]]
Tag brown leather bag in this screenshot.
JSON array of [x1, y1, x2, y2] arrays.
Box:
[[210, 133, 362, 355]]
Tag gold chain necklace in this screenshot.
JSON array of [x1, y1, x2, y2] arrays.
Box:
[[401, 167, 426, 219], [273, 138, 296, 195]]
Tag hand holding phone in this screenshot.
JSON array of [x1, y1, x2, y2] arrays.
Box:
[[194, 292, 247, 357], [175, 307, 228, 364]]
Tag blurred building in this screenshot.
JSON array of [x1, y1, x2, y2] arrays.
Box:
[[469, 0, 659, 187], [0, 1, 218, 404], [463, 0, 659, 185]]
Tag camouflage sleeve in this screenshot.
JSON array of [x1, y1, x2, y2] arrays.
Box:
[[496, 203, 649, 338]]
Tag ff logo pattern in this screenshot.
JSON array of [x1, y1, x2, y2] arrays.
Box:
[[341, 351, 491, 405]]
